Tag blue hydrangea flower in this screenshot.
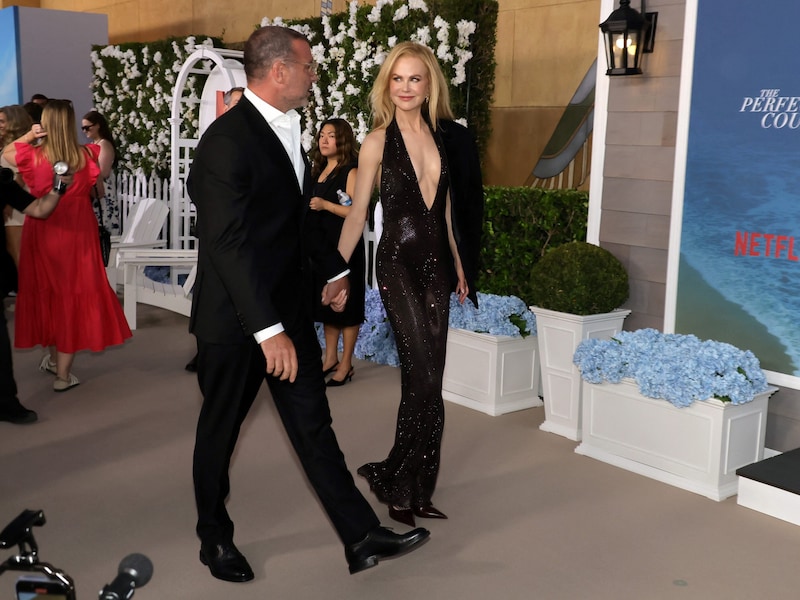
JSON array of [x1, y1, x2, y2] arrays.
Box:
[[572, 328, 769, 407], [318, 289, 537, 368]]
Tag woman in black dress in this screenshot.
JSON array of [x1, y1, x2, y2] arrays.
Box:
[[336, 42, 482, 526], [308, 119, 365, 386]]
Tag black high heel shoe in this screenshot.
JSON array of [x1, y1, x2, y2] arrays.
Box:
[[326, 368, 354, 387], [413, 505, 448, 519], [389, 506, 416, 527], [322, 362, 340, 377]]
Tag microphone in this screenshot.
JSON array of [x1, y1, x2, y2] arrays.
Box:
[[98, 553, 154, 600]]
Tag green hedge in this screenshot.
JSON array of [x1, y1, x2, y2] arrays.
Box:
[[476, 187, 589, 305]]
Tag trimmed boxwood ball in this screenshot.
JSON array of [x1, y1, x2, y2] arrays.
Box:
[[529, 241, 629, 315]]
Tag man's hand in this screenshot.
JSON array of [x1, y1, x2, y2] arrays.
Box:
[[322, 276, 350, 312], [260, 332, 298, 382]]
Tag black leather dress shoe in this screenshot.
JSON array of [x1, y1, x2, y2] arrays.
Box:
[[0, 401, 37, 424], [199, 541, 254, 582], [345, 526, 430, 574], [413, 505, 448, 519]]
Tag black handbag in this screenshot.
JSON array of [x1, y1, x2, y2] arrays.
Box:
[[92, 187, 112, 267]]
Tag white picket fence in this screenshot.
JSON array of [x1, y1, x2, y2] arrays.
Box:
[[114, 173, 378, 288], [114, 173, 194, 250]]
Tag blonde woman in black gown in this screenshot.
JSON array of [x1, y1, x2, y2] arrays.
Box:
[[337, 42, 482, 527]]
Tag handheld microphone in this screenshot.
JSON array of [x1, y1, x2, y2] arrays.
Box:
[[98, 553, 153, 600]]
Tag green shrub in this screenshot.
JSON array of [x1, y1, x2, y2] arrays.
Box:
[[528, 241, 629, 315], [476, 187, 588, 304]]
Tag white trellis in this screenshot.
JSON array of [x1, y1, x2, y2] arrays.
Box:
[[169, 45, 245, 250], [166, 43, 380, 289]]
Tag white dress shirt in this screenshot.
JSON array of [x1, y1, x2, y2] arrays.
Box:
[[244, 88, 300, 344], [242, 89, 348, 345]]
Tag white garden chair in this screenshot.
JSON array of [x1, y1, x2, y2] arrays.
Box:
[[116, 248, 197, 330], [106, 198, 170, 288]]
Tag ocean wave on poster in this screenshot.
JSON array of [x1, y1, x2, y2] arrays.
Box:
[[680, 154, 800, 373]]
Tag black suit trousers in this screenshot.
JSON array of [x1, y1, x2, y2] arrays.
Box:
[[0, 310, 18, 404], [192, 321, 379, 547]]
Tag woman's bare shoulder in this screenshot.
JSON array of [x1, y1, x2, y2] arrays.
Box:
[[359, 129, 386, 159], [362, 129, 386, 147]]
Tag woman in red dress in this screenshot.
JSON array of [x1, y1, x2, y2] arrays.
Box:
[[2, 99, 131, 392]]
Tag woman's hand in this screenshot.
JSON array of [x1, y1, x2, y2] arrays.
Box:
[[309, 196, 328, 211], [455, 273, 469, 304], [30, 124, 47, 143]]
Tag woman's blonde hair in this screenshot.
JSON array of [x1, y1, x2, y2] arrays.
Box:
[[39, 99, 86, 172], [370, 42, 454, 131]]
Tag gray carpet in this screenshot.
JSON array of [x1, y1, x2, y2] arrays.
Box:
[[2, 303, 800, 600]]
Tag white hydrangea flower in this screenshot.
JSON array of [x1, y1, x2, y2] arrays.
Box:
[[393, 5, 408, 21], [412, 26, 431, 45], [301, 128, 314, 152], [408, 0, 428, 11], [456, 19, 476, 46], [311, 43, 326, 64], [367, 5, 381, 23]]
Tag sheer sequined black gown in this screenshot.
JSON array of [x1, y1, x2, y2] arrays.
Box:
[[357, 118, 451, 510]]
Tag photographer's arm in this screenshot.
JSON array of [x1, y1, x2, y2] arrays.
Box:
[[23, 188, 65, 219], [0, 172, 71, 220]]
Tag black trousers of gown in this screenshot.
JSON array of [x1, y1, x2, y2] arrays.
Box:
[[359, 245, 450, 510]]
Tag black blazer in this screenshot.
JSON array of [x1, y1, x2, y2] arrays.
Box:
[[0, 178, 34, 295], [187, 98, 347, 344], [439, 119, 484, 307]]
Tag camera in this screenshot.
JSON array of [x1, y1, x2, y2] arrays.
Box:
[[15, 575, 74, 600]]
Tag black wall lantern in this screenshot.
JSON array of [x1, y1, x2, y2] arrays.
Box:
[[599, 0, 658, 76]]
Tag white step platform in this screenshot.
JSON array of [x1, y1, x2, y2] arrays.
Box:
[[737, 448, 800, 526]]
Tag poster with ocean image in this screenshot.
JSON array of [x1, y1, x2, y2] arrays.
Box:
[[676, 0, 800, 381], [0, 8, 21, 106]]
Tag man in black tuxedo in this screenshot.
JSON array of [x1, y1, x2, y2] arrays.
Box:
[[0, 169, 69, 424], [187, 26, 430, 582]]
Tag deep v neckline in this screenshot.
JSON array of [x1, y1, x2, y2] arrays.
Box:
[[394, 121, 440, 212]]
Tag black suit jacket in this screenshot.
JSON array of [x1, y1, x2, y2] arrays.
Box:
[[0, 178, 34, 295], [187, 98, 347, 344], [439, 119, 484, 307]]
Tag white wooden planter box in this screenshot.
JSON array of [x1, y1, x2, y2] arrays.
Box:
[[575, 379, 776, 501], [442, 328, 541, 416], [531, 306, 630, 441]]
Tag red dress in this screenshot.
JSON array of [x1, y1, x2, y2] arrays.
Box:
[[13, 142, 132, 353]]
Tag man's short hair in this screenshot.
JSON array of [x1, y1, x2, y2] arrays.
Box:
[[243, 26, 308, 82]]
